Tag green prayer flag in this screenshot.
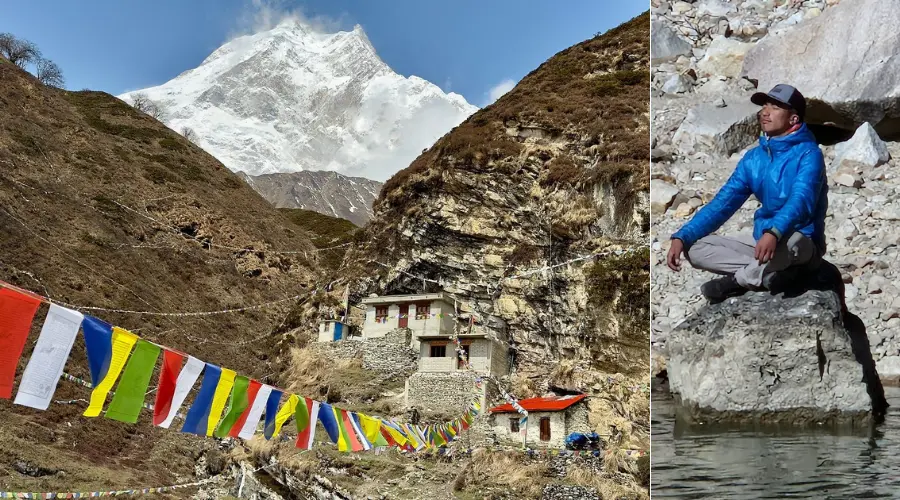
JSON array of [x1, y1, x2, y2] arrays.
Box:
[[295, 397, 310, 433], [214, 375, 251, 437], [105, 340, 161, 423]]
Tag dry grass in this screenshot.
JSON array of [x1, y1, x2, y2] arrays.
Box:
[[567, 461, 648, 500], [466, 449, 550, 498]]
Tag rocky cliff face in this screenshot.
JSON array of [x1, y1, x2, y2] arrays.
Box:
[[650, 0, 900, 383], [344, 13, 650, 444], [240, 170, 381, 226]]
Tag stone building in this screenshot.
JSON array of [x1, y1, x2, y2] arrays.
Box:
[[317, 319, 351, 342], [359, 293, 455, 349], [488, 394, 589, 449], [405, 318, 510, 414]]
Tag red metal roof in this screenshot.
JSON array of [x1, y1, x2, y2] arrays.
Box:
[[489, 394, 586, 414]]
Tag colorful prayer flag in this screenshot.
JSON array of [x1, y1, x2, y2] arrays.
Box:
[[0, 287, 42, 398], [153, 350, 184, 426], [267, 394, 299, 439], [84, 327, 138, 417], [295, 398, 320, 450], [81, 315, 113, 386], [214, 375, 251, 438], [238, 384, 273, 440], [181, 363, 222, 435], [206, 368, 236, 436], [106, 339, 161, 423], [318, 402, 340, 444], [158, 355, 204, 428], [229, 379, 262, 438], [262, 389, 284, 440], [14, 304, 83, 410], [350, 413, 372, 451]]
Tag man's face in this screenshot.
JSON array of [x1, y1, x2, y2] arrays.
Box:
[[758, 101, 796, 135]]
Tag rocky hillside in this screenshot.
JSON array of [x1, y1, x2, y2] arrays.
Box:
[[240, 170, 381, 226], [119, 19, 477, 181], [344, 12, 650, 446], [650, 0, 900, 382], [0, 55, 326, 492]]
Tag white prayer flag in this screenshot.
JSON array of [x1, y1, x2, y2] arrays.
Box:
[[14, 304, 84, 410], [238, 384, 274, 440], [158, 355, 204, 428]]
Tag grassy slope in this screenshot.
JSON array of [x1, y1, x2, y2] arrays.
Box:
[[0, 57, 326, 493]]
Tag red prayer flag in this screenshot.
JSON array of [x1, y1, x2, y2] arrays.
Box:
[[340, 409, 364, 452], [0, 288, 42, 398], [153, 350, 184, 426], [379, 426, 397, 447], [229, 379, 262, 438]]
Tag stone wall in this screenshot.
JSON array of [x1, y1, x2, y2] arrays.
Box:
[[406, 371, 490, 414], [565, 401, 591, 435], [311, 328, 417, 379]]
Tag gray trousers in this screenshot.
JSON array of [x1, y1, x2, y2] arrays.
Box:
[[685, 232, 820, 289]]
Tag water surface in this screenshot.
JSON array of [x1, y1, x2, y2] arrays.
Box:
[[651, 387, 900, 498]]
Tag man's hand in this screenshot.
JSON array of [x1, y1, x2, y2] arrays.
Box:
[[667, 239, 685, 271], [755, 232, 778, 264]]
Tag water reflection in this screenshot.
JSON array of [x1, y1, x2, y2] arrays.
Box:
[[651, 387, 900, 499]]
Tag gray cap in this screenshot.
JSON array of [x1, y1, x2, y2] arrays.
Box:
[[751, 83, 806, 120]]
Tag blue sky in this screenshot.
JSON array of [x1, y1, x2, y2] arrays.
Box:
[[2, 0, 645, 107]]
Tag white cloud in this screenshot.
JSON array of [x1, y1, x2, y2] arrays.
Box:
[[485, 78, 517, 105], [229, 0, 349, 39]]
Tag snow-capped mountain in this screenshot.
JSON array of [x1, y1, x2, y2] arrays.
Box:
[[118, 19, 478, 182], [239, 170, 381, 226]]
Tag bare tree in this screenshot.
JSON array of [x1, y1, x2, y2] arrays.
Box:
[[180, 126, 197, 143], [130, 92, 165, 121], [0, 32, 41, 69], [35, 58, 64, 88]]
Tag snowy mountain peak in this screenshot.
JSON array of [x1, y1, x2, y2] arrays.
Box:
[[120, 21, 477, 181]]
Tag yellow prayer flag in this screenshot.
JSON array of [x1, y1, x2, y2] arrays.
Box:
[[271, 394, 300, 439], [359, 414, 382, 444], [206, 368, 236, 436], [84, 327, 138, 417], [385, 424, 407, 447]]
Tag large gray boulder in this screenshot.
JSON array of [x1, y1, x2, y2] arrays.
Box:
[[742, 0, 900, 137], [651, 21, 693, 62], [667, 288, 887, 426], [672, 98, 760, 157]]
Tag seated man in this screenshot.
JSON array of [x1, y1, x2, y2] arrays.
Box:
[[666, 84, 828, 303]]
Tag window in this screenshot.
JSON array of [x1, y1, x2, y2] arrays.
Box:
[[415, 302, 430, 320], [430, 344, 446, 358], [375, 306, 388, 323], [457, 344, 471, 369], [509, 418, 519, 433]]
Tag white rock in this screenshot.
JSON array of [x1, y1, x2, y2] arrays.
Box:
[[651, 21, 694, 62], [697, 36, 755, 78], [672, 99, 760, 157], [832, 167, 863, 188], [833, 122, 891, 171], [662, 74, 693, 94], [651, 180, 681, 215]]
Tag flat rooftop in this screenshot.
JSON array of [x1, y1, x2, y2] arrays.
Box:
[[360, 292, 452, 306]]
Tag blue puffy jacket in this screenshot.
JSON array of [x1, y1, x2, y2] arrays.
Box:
[[672, 123, 828, 251]]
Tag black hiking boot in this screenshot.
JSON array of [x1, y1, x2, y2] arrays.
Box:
[[700, 275, 748, 304]]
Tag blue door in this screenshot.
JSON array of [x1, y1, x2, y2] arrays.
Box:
[[334, 322, 343, 341]]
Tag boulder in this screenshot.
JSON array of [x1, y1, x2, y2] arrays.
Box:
[[650, 180, 680, 215], [832, 122, 890, 172], [651, 21, 693, 62], [672, 98, 760, 157], [662, 73, 693, 94], [742, 0, 900, 137], [697, 36, 754, 78], [667, 285, 887, 426]]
